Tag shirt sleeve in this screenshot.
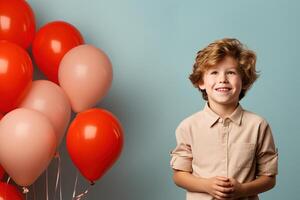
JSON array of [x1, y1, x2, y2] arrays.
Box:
[[170, 125, 193, 172], [256, 120, 278, 176]]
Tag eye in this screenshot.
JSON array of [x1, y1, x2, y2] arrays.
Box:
[[210, 71, 218, 75], [227, 71, 236, 75]]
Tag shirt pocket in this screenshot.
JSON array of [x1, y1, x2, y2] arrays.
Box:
[[230, 143, 255, 169]]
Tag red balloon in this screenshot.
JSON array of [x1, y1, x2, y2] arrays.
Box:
[[0, 0, 36, 49], [0, 182, 24, 200], [0, 113, 4, 180], [0, 41, 33, 113], [0, 164, 5, 180], [32, 21, 84, 84], [67, 108, 123, 183]]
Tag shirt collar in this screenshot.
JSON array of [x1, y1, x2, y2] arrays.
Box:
[[203, 102, 243, 128]]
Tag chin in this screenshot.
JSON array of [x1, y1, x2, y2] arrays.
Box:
[[213, 98, 237, 105]]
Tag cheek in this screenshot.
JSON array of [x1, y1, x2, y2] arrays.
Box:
[[205, 77, 216, 86], [199, 76, 214, 89], [232, 77, 243, 89]]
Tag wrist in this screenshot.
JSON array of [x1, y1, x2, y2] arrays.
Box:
[[198, 177, 210, 193], [240, 183, 247, 197]]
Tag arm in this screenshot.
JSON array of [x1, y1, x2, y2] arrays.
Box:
[[241, 175, 276, 196], [173, 170, 234, 200], [173, 170, 207, 193], [229, 175, 276, 198], [236, 120, 277, 197]]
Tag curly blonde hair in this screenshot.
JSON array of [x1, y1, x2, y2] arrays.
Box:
[[189, 38, 259, 100]]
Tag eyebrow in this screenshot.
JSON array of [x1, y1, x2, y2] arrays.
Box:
[[227, 68, 238, 70], [208, 67, 238, 71]]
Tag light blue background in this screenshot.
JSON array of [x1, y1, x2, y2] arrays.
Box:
[[25, 0, 299, 199]]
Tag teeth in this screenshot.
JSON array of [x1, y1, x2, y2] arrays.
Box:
[[216, 88, 230, 91]]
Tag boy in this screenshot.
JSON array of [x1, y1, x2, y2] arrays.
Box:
[[170, 38, 278, 200]]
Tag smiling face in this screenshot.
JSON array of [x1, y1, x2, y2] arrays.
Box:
[[198, 56, 243, 109]]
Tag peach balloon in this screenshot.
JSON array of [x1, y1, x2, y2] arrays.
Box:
[[58, 44, 112, 113], [0, 108, 56, 186], [19, 80, 71, 145]]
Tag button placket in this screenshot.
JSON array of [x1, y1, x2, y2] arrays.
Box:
[[222, 119, 230, 177], [224, 127, 229, 176]]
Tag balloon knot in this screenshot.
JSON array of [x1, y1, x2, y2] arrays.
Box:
[[22, 187, 29, 194]]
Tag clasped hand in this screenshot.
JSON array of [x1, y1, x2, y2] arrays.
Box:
[[205, 176, 244, 200]]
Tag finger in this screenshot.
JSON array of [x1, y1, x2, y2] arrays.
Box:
[[214, 191, 233, 199], [216, 185, 234, 193], [216, 180, 233, 187], [217, 190, 233, 197], [217, 187, 234, 194], [214, 193, 227, 200], [216, 176, 230, 181], [213, 194, 223, 200]]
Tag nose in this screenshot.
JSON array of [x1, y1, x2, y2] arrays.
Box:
[[218, 73, 228, 83]]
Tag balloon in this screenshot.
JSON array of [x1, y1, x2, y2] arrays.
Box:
[[0, 164, 4, 180], [0, 182, 24, 200], [0, 113, 4, 180], [19, 80, 71, 146], [32, 21, 84, 83], [0, 0, 35, 49], [0, 108, 56, 186], [0, 41, 33, 113], [59, 45, 112, 113], [0, 114, 3, 180], [66, 108, 123, 182]]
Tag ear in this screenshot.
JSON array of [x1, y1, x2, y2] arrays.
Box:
[[198, 82, 205, 90]]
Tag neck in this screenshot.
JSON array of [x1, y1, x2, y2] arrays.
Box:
[[208, 101, 239, 119]]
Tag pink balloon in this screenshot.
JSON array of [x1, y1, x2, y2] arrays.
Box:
[[58, 44, 113, 113], [19, 80, 71, 145], [0, 108, 56, 186]]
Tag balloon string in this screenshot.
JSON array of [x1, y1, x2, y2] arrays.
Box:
[[59, 157, 62, 200], [53, 151, 62, 200], [33, 182, 36, 200], [72, 171, 78, 199], [46, 168, 49, 200], [72, 171, 92, 200], [73, 188, 90, 200]]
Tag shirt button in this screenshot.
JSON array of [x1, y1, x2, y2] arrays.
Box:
[[224, 118, 230, 126]]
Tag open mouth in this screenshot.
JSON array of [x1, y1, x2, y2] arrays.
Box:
[[215, 87, 232, 92]]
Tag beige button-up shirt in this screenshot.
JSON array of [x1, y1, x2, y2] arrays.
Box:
[[170, 103, 278, 200]]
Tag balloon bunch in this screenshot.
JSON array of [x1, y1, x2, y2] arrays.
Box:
[[0, 0, 124, 199]]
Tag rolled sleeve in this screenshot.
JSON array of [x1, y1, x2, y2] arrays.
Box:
[[170, 126, 193, 172], [256, 121, 278, 176]]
